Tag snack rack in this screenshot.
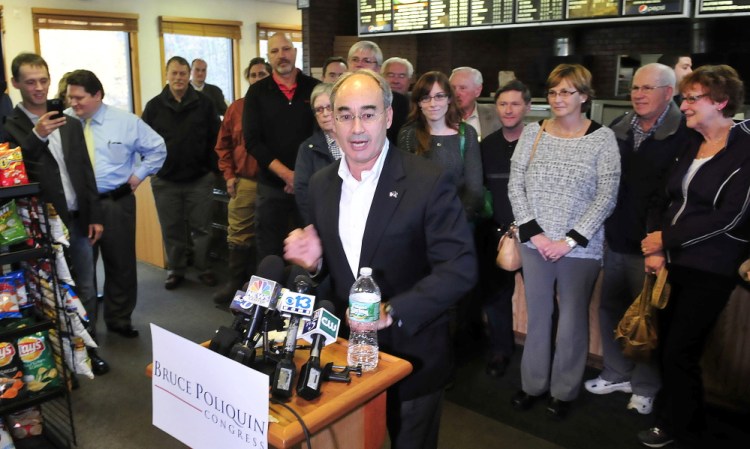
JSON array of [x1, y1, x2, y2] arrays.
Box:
[[0, 183, 76, 448]]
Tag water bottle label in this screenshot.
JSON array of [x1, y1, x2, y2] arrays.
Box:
[[349, 292, 380, 323]]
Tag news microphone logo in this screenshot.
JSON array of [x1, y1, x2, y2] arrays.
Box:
[[302, 308, 340, 346], [276, 289, 315, 317], [230, 276, 281, 314]]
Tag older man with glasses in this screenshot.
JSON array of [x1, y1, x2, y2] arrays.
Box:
[[584, 62, 691, 415]]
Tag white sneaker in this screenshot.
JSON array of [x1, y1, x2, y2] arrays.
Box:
[[628, 394, 654, 415], [584, 376, 633, 394]]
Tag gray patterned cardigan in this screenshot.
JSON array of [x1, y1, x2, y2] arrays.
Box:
[[508, 121, 621, 260]]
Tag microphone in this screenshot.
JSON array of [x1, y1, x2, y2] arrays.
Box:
[[271, 268, 316, 399], [226, 255, 285, 366], [296, 300, 340, 400]]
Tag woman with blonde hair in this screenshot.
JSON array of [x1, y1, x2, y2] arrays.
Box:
[[508, 64, 620, 419]]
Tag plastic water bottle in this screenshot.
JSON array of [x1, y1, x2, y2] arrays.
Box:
[[347, 267, 381, 372]]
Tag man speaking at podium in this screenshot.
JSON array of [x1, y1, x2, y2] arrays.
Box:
[[284, 70, 477, 449]]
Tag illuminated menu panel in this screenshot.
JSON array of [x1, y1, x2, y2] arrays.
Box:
[[567, 0, 620, 18], [622, 0, 684, 15], [470, 0, 514, 24], [430, 0, 471, 28], [359, 0, 393, 34], [517, 0, 566, 22], [698, 0, 750, 14], [394, 0, 430, 31]]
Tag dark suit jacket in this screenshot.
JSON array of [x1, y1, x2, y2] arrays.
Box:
[[308, 146, 477, 400], [4, 106, 102, 228]]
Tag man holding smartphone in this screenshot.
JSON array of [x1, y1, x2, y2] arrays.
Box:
[[4, 53, 108, 375]]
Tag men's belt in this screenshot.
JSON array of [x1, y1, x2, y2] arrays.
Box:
[[99, 184, 133, 201]]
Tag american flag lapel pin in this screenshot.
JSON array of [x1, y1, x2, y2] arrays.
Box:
[[389, 191, 398, 198]]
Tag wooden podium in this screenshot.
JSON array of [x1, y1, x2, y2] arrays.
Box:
[[146, 338, 412, 449]]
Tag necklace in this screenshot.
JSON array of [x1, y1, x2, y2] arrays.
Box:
[[696, 126, 731, 159], [550, 118, 587, 138]]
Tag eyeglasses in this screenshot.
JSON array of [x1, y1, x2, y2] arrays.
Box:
[[630, 85, 669, 94], [334, 110, 386, 124], [386, 72, 408, 79], [547, 90, 578, 98], [418, 93, 449, 104], [349, 56, 376, 65], [314, 105, 332, 115], [682, 94, 709, 104]]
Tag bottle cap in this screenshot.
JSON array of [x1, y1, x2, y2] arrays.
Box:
[[359, 267, 372, 276]]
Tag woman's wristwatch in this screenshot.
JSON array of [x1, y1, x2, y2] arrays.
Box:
[[564, 236, 578, 249]]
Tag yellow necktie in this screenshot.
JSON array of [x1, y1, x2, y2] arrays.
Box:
[[84, 118, 95, 167]]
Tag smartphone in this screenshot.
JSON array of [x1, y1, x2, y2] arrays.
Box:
[[46, 99, 65, 120]]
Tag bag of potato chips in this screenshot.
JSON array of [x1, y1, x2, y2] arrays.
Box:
[[17, 332, 59, 393]]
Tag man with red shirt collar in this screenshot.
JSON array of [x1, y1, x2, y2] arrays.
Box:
[[243, 33, 320, 263]]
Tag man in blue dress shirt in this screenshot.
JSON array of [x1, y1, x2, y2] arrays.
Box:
[[65, 70, 166, 345]]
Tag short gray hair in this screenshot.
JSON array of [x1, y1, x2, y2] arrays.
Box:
[[331, 69, 393, 110], [382, 57, 414, 78], [310, 83, 333, 108], [348, 41, 383, 67], [635, 63, 676, 89], [450, 67, 483, 86]]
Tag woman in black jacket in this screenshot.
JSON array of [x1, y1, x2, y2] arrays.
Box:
[[294, 83, 341, 224], [638, 65, 750, 449]]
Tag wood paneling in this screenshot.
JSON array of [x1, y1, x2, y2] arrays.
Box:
[[134, 177, 165, 268]]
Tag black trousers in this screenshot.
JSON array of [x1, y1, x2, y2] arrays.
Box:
[[655, 265, 736, 446], [96, 194, 137, 328]]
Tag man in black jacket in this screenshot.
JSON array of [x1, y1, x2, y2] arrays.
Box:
[[4, 53, 109, 374], [243, 33, 319, 263], [585, 63, 690, 415], [142, 56, 220, 290]]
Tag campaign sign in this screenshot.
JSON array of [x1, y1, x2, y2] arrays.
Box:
[[151, 324, 269, 449]]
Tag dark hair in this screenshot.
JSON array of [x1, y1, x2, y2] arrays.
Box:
[[191, 58, 206, 68], [407, 71, 462, 156], [546, 64, 594, 113], [657, 53, 690, 68], [495, 79, 531, 104], [65, 69, 105, 100], [679, 65, 745, 118], [11, 53, 49, 80], [166, 56, 190, 71], [243, 57, 271, 80], [323, 56, 347, 77]]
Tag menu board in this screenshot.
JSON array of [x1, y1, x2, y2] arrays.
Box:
[[358, 0, 687, 35], [517, 0, 566, 22], [359, 0, 393, 34], [697, 0, 750, 15], [567, 0, 620, 19], [393, 0, 430, 31], [470, 0, 514, 25], [622, 0, 684, 15]]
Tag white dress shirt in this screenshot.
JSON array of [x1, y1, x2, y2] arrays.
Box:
[[337, 141, 390, 278]]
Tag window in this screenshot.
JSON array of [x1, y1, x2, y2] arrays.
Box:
[[32, 8, 140, 113], [257, 24, 304, 71], [159, 17, 242, 103]]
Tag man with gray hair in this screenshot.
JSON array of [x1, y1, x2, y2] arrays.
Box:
[[450, 66, 501, 140], [346, 41, 408, 143], [284, 70, 477, 449], [585, 63, 690, 415], [382, 57, 414, 95]]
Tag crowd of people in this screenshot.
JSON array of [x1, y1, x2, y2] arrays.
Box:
[[1, 36, 748, 449]]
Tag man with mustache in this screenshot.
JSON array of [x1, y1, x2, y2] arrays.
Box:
[[243, 33, 320, 263]]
